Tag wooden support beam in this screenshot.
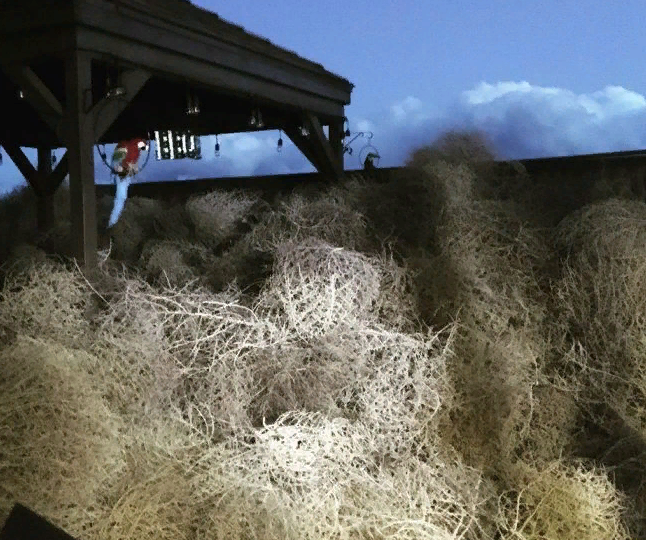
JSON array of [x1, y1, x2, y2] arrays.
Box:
[[328, 116, 345, 175], [92, 69, 152, 140], [303, 113, 343, 179], [2, 140, 69, 196], [78, 28, 346, 119], [63, 50, 98, 271], [283, 125, 328, 174], [37, 146, 55, 232], [0, 140, 42, 193], [46, 152, 69, 195], [1, 65, 64, 140], [76, 5, 352, 103]]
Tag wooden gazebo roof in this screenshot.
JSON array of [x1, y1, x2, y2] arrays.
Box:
[[0, 0, 354, 269], [1, 0, 353, 144]]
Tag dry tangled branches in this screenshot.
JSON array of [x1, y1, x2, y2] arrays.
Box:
[[1, 143, 643, 538]]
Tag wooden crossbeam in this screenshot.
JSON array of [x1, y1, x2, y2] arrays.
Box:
[[92, 68, 151, 140], [47, 152, 69, 195], [78, 28, 346, 119], [1, 139, 69, 196], [1, 65, 64, 140], [283, 125, 328, 174], [0, 140, 42, 193], [303, 112, 343, 179]]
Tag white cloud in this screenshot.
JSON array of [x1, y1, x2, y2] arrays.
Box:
[[354, 119, 377, 133], [390, 96, 424, 123], [350, 81, 646, 165], [463, 81, 537, 105]]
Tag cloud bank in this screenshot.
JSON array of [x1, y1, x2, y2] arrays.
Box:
[[2, 80, 646, 193], [371, 81, 646, 167]]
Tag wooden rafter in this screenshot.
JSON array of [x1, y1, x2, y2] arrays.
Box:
[[0, 139, 69, 196], [0, 139, 42, 194], [78, 28, 346, 119], [1, 65, 64, 140], [92, 69, 151, 140], [45, 153, 69, 196], [283, 125, 328, 174], [303, 112, 343, 179], [77, 2, 351, 103]]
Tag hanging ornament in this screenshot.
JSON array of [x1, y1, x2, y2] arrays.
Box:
[[277, 130, 283, 152]]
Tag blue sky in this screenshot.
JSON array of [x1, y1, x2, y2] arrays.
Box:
[[3, 0, 646, 192]]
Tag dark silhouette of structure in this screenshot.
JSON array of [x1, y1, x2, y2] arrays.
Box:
[[0, 0, 353, 270], [0, 503, 78, 540]]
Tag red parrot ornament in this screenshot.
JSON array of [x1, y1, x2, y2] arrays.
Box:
[[107, 137, 149, 229], [111, 138, 149, 178]]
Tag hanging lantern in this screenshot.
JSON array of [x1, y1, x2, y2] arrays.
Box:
[[343, 116, 351, 137]]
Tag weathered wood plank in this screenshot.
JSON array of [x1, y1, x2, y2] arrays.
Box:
[[64, 49, 98, 271], [48, 152, 69, 195], [77, 1, 352, 101], [304, 113, 342, 178], [37, 146, 55, 232], [76, 4, 350, 103], [78, 28, 346, 118], [328, 117, 345, 175]]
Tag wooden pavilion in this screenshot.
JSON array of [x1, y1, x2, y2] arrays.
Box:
[[0, 0, 354, 270]]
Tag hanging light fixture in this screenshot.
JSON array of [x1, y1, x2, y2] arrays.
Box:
[[343, 116, 351, 137], [277, 130, 283, 152], [214, 134, 220, 157], [186, 90, 200, 115], [105, 66, 126, 98], [52, 152, 57, 165], [299, 125, 310, 137], [248, 108, 264, 128]]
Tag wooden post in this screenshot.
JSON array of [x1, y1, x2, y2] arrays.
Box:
[[36, 146, 55, 232], [283, 125, 327, 174], [64, 50, 97, 271], [328, 117, 345, 175], [303, 113, 342, 179]]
